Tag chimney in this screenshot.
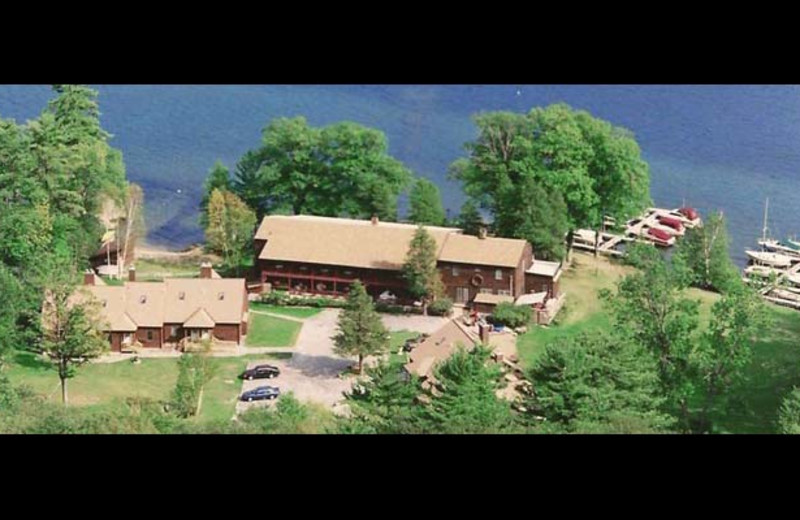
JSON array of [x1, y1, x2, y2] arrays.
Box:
[[84, 269, 96, 286], [200, 262, 213, 279], [128, 265, 136, 282], [478, 321, 490, 344], [371, 214, 379, 226], [478, 226, 488, 240]]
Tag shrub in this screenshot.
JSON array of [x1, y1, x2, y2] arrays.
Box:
[[428, 298, 453, 316], [488, 302, 531, 328], [260, 290, 289, 305]]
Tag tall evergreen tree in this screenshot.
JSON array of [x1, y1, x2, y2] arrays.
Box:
[[455, 199, 484, 236], [403, 226, 445, 315], [524, 332, 673, 433], [332, 281, 389, 374]]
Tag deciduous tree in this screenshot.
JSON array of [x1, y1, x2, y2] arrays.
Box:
[[199, 161, 232, 228], [408, 178, 445, 226], [204, 188, 257, 275]]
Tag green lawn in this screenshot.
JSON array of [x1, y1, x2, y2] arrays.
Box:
[[249, 302, 323, 319], [245, 313, 302, 347], [2, 350, 287, 422], [516, 251, 800, 433], [387, 330, 420, 365]]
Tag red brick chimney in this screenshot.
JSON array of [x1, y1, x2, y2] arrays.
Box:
[[128, 265, 136, 282], [371, 215, 379, 226], [200, 262, 213, 279], [84, 269, 96, 286]]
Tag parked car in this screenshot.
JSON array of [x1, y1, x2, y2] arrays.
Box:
[[240, 364, 280, 380], [240, 386, 280, 402]]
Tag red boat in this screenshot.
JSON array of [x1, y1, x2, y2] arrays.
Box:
[[658, 215, 684, 231], [678, 207, 699, 221], [646, 227, 675, 246]]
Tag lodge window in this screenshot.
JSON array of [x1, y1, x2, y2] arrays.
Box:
[[275, 265, 283, 269], [170, 325, 179, 337], [452, 266, 460, 276], [147, 330, 154, 341], [299, 266, 308, 271], [474, 268, 482, 273], [495, 269, 503, 280], [479, 288, 493, 294], [498, 290, 512, 296]]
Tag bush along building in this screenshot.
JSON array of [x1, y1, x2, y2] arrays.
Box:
[[253, 215, 564, 319], [75, 263, 248, 352]]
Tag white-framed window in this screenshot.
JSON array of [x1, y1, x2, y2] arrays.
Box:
[[495, 269, 503, 280], [474, 268, 482, 272], [479, 288, 493, 294], [147, 330, 154, 341], [498, 289, 512, 296], [170, 325, 179, 337], [122, 333, 133, 345], [452, 266, 460, 276]]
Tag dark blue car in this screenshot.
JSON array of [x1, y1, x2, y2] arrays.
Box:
[[240, 386, 280, 402]]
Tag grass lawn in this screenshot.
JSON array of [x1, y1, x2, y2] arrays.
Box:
[[516, 251, 800, 433], [245, 313, 302, 347], [386, 330, 420, 365], [2, 350, 286, 423], [249, 302, 323, 319]]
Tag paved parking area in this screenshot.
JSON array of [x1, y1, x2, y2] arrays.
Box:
[[234, 309, 451, 417]]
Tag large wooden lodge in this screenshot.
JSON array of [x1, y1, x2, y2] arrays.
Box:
[[253, 215, 562, 309]]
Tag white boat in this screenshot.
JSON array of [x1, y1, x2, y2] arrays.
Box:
[[758, 238, 800, 257], [746, 250, 794, 267]]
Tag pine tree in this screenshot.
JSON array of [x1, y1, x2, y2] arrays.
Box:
[[456, 200, 483, 236], [332, 281, 389, 374], [403, 226, 444, 315]]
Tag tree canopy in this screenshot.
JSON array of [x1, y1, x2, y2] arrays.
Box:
[[231, 117, 412, 221], [450, 104, 651, 254], [408, 177, 446, 226]]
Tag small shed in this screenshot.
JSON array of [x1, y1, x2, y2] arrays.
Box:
[[525, 260, 563, 297]]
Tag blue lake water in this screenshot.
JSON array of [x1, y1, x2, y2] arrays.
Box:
[[1, 84, 799, 266]]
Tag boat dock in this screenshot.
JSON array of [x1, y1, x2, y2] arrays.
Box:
[[571, 206, 696, 257]]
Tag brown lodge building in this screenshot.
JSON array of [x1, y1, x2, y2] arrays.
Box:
[[254, 215, 562, 308], [75, 263, 248, 352]]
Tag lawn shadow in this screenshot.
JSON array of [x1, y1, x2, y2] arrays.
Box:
[[10, 350, 53, 371]]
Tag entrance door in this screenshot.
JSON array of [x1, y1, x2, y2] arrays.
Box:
[[455, 286, 470, 303]]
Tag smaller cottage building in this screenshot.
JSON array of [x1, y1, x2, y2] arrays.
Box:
[[75, 263, 248, 352]]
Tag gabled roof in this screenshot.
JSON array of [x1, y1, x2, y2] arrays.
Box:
[[255, 215, 529, 270], [438, 234, 527, 268], [75, 274, 246, 332], [163, 278, 246, 324], [256, 215, 457, 271], [183, 308, 216, 328], [404, 320, 478, 378]]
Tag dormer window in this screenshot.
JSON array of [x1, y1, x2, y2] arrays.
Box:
[[139, 295, 147, 304], [218, 292, 225, 301], [179, 291, 185, 300]]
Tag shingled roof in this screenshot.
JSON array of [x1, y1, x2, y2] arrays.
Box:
[[75, 276, 247, 332], [255, 215, 528, 270]]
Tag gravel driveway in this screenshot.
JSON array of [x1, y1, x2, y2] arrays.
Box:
[[235, 309, 450, 417]]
